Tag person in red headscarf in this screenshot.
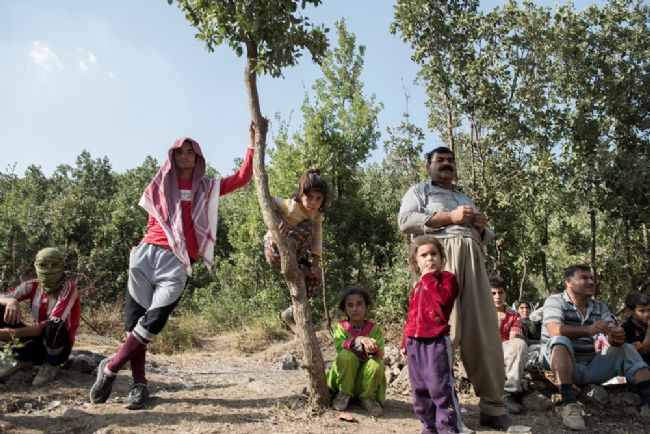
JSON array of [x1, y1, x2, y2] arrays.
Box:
[[90, 121, 261, 409]]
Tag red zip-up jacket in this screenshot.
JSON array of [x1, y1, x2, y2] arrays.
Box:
[[401, 271, 459, 349]]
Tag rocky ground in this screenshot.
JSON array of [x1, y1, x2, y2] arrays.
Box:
[[0, 331, 648, 434]]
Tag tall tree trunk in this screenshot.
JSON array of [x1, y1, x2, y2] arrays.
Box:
[[623, 219, 634, 289], [644, 224, 650, 281], [443, 88, 455, 153], [541, 211, 550, 295], [244, 42, 329, 408], [590, 205, 597, 291], [519, 253, 527, 301], [469, 114, 477, 192]]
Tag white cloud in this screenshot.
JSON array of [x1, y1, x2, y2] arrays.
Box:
[[28, 41, 63, 71], [73, 45, 97, 72], [107, 72, 116, 78]]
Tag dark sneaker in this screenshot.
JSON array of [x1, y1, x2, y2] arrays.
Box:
[[359, 398, 383, 417], [123, 383, 149, 410], [503, 394, 523, 414], [479, 412, 511, 431], [332, 392, 351, 411], [90, 358, 116, 403]]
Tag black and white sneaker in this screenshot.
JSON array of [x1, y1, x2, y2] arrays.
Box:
[[123, 383, 149, 410], [89, 358, 116, 403]]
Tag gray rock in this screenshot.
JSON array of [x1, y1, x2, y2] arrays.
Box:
[[69, 355, 97, 373], [383, 346, 400, 367], [583, 384, 608, 406], [392, 365, 409, 385], [507, 425, 533, 433], [92, 428, 119, 434], [610, 391, 642, 407], [522, 391, 554, 411], [278, 353, 298, 370], [622, 406, 639, 416], [44, 400, 61, 411], [0, 421, 15, 431]]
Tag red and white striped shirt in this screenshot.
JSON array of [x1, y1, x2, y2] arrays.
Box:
[[2, 279, 81, 345]]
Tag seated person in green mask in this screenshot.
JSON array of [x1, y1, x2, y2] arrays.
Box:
[[0, 247, 81, 386]]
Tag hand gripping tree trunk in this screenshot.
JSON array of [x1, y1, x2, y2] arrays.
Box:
[[243, 41, 329, 409], [168, 0, 330, 409]]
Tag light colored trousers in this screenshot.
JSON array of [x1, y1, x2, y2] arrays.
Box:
[[442, 236, 506, 416], [503, 338, 528, 393]]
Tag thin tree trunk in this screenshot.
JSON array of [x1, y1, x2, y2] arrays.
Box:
[[641, 223, 650, 280], [623, 219, 634, 289], [244, 41, 329, 408], [590, 206, 597, 292], [541, 211, 549, 295], [469, 113, 477, 192], [443, 88, 455, 153], [322, 267, 332, 335], [519, 253, 527, 301]]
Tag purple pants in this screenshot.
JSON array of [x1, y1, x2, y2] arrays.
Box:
[[406, 336, 462, 434]]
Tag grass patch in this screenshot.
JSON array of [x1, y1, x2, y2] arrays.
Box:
[[148, 314, 205, 354], [235, 326, 288, 354], [79, 303, 124, 341]]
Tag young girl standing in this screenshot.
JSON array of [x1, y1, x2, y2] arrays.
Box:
[[402, 235, 462, 434], [326, 287, 386, 417], [264, 168, 328, 327]]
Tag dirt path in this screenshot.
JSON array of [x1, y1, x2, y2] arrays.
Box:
[[0, 332, 646, 433]]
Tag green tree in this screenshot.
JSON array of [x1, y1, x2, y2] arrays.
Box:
[[169, 0, 330, 406]]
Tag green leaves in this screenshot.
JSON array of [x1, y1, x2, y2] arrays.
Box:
[[169, 0, 328, 77]]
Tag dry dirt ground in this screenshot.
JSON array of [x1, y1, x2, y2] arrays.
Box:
[[0, 331, 647, 434]]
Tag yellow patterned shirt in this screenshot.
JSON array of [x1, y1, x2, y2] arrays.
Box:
[[272, 196, 324, 257]]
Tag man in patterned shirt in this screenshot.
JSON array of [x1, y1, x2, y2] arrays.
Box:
[[0, 247, 80, 387], [490, 276, 527, 414], [542, 264, 650, 430]]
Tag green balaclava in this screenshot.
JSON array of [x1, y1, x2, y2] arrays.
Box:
[[34, 247, 65, 295]]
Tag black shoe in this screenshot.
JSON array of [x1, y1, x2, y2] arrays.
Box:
[[503, 394, 523, 414], [89, 358, 116, 403], [479, 412, 511, 431], [123, 383, 149, 410]]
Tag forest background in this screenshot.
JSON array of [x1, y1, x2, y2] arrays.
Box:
[[1, 0, 648, 351]]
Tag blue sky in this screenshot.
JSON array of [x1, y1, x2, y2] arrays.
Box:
[[0, 0, 602, 177]]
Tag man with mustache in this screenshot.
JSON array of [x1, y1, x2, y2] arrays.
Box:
[[398, 146, 509, 430]]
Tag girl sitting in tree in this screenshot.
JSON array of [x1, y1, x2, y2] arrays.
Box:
[[263, 168, 328, 328]]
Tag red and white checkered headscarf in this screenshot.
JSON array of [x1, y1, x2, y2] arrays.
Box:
[[139, 137, 220, 275]]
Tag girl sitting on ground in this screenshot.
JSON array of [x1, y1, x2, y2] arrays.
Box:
[[326, 287, 386, 417]]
